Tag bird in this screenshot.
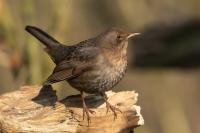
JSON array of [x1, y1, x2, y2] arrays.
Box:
[[25, 26, 140, 124]]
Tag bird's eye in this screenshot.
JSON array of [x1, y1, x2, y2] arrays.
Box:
[[117, 35, 121, 39]]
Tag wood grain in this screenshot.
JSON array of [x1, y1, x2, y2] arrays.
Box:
[[0, 85, 143, 133]]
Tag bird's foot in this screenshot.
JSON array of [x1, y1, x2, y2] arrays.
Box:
[[82, 106, 95, 125], [101, 91, 122, 120], [105, 101, 122, 120], [80, 91, 96, 125]]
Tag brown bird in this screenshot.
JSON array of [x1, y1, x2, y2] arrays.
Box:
[[25, 26, 140, 123]]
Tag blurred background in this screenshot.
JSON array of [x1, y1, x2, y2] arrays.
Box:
[[0, 0, 200, 133]]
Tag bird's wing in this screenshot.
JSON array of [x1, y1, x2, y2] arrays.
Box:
[[43, 46, 99, 85], [44, 60, 91, 85]]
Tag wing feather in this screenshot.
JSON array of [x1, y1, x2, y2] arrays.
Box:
[[43, 44, 99, 85]]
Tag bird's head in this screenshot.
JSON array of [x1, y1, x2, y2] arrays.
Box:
[[99, 28, 140, 50]]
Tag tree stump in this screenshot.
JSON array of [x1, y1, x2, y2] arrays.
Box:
[[0, 85, 144, 133]]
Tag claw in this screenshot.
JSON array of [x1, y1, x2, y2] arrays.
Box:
[[82, 106, 92, 125], [81, 91, 95, 125], [88, 109, 96, 114], [82, 107, 95, 120], [101, 92, 122, 120], [105, 100, 122, 120]]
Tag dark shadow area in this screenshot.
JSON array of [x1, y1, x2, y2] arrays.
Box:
[[119, 111, 140, 133], [31, 85, 105, 109], [60, 94, 104, 108], [133, 19, 200, 68], [31, 85, 57, 107], [119, 129, 134, 133]]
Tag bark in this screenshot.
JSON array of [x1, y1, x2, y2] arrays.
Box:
[[0, 85, 144, 133]]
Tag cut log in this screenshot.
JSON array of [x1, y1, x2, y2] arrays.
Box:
[[0, 85, 144, 133]]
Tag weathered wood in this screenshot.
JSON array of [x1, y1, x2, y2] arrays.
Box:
[[0, 85, 144, 133]]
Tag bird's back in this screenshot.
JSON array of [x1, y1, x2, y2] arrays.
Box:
[[49, 37, 98, 64]]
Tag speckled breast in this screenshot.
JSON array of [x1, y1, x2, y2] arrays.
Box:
[[67, 55, 127, 94]]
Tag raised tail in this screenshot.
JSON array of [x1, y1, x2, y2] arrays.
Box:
[[25, 26, 68, 64], [25, 26, 60, 48]]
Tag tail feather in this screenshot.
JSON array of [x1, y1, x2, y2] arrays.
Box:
[[25, 26, 60, 48]]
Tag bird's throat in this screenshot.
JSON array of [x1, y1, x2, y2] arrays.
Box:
[[102, 43, 128, 69]]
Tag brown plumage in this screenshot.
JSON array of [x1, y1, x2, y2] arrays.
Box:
[[25, 26, 140, 124]]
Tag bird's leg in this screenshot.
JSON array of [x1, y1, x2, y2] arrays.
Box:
[[101, 91, 122, 120], [80, 91, 95, 125]]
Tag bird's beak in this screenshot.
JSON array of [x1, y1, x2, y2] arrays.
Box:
[[127, 32, 140, 39]]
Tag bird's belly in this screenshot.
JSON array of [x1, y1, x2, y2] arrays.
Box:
[[68, 64, 127, 94]]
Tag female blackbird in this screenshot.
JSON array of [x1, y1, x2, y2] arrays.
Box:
[[25, 26, 140, 124]]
